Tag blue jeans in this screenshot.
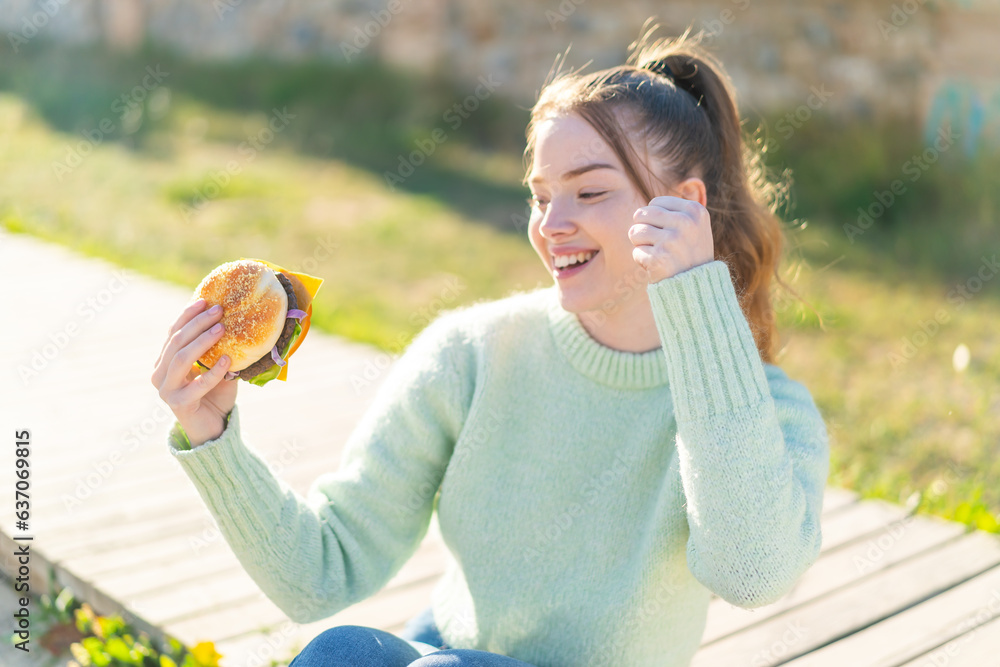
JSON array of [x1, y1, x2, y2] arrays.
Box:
[[288, 606, 538, 666]]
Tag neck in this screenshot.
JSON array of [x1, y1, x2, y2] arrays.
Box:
[[576, 290, 661, 353]]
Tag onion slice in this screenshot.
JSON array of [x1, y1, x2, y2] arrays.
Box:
[[222, 309, 303, 381]]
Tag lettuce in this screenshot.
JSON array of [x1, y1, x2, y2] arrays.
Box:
[[247, 319, 302, 387]]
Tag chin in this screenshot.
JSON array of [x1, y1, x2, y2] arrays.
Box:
[[552, 283, 606, 315]]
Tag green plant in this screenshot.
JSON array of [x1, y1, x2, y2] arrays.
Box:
[[37, 569, 83, 626], [67, 603, 222, 667], [25, 575, 222, 667]]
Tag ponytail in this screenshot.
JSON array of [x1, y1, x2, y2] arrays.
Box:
[[525, 21, 809, 364]]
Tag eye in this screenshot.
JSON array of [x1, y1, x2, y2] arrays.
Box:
[[579, 191, 608, 200], [527, 194, 549, 209]]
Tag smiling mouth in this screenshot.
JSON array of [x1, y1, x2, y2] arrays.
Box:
[[553, 250, 599, 271]]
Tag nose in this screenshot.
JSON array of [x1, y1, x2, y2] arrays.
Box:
[[537, 198, 576, 239]]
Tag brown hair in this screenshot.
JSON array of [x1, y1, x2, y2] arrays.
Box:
[[524, 21, 810, 364]]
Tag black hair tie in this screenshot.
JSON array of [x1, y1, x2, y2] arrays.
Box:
[[645, 60, 704, 108]]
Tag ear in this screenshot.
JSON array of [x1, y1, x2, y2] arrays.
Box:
[[675, 177, 707, 209]]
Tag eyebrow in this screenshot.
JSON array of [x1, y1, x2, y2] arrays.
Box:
[[529, 162, 618, 185]]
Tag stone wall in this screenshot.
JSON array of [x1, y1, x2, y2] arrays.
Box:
[[3, 0, 997, 150]]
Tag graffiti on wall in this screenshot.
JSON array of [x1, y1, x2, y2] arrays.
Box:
[[924, 79, 999, 156]]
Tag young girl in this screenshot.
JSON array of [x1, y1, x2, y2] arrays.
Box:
[[151, 24, 830, 667]]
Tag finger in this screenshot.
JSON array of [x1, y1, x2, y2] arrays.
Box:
[[632, 245, 653, 268], [175, 354, 231, 406], [633, 206, 661, 227], [633, 205, 680, 228], [632, 246, 671, 277], [154, 298, 207, 374], [162, 298, 207, 354], [628, 223, 671, 246], [648, 195, 698, 214], [634, 203, 694, 229], [152, 305, 224, 388], [165, 320, 226, 390]]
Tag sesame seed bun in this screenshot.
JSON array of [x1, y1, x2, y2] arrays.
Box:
[[193, 259, 288, 372]]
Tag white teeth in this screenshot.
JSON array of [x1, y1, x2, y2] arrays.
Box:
[[553, 251, 596, 269]]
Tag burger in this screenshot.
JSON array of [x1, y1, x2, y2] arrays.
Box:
[[191, 258, 323, 386]]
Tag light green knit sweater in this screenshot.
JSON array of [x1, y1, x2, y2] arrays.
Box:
[[168, 259, 830, 667]]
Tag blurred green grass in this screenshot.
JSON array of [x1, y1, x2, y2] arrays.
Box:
[[1, 42, 997, 534], [0, 95, 547, 350]]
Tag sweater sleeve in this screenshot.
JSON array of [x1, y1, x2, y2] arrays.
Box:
[[646, 260, 830, 609], [165, 311, 474, 624]]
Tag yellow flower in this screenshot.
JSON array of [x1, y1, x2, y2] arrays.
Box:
[[190, 641, 223, 667]]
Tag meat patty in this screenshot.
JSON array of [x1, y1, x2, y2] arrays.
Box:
[[235, 271, 299, 381]]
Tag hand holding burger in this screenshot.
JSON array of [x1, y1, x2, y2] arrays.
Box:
[[151, 258, 322, 448]]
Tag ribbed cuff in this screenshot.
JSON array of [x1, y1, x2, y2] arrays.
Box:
[[167, 404, 285, 549], [167, 411, 232, 452], [647, 260, 769, 421]]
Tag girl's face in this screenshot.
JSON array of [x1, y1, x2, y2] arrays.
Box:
[[526, 112, 655, 316]]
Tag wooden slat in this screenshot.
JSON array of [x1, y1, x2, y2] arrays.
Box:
[[42, 506, 209, 558], [94, 548, 241, 600], [9, 389, 363, 485], [701, 511, 968, 644], [895, 613, 1000, 667], [211, 576, 442, 667], [820, 487, 858, 517], [136, 568, 274, 627], [25, 397, 361, 495], [35, 444, 344, 546], [817, 498, 911, 554], [34, 485, 208, 536], [292, 575, 443, 640], [66, 528, 242, 581], [783, 562, 1000, 666], [213, 630, 316, 667], [690, 531, 1000, 666], [166, 566, 441, 645], [134, 531, 447, 627]]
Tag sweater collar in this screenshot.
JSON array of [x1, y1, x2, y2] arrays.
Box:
[[545, 288, 669, 389]]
